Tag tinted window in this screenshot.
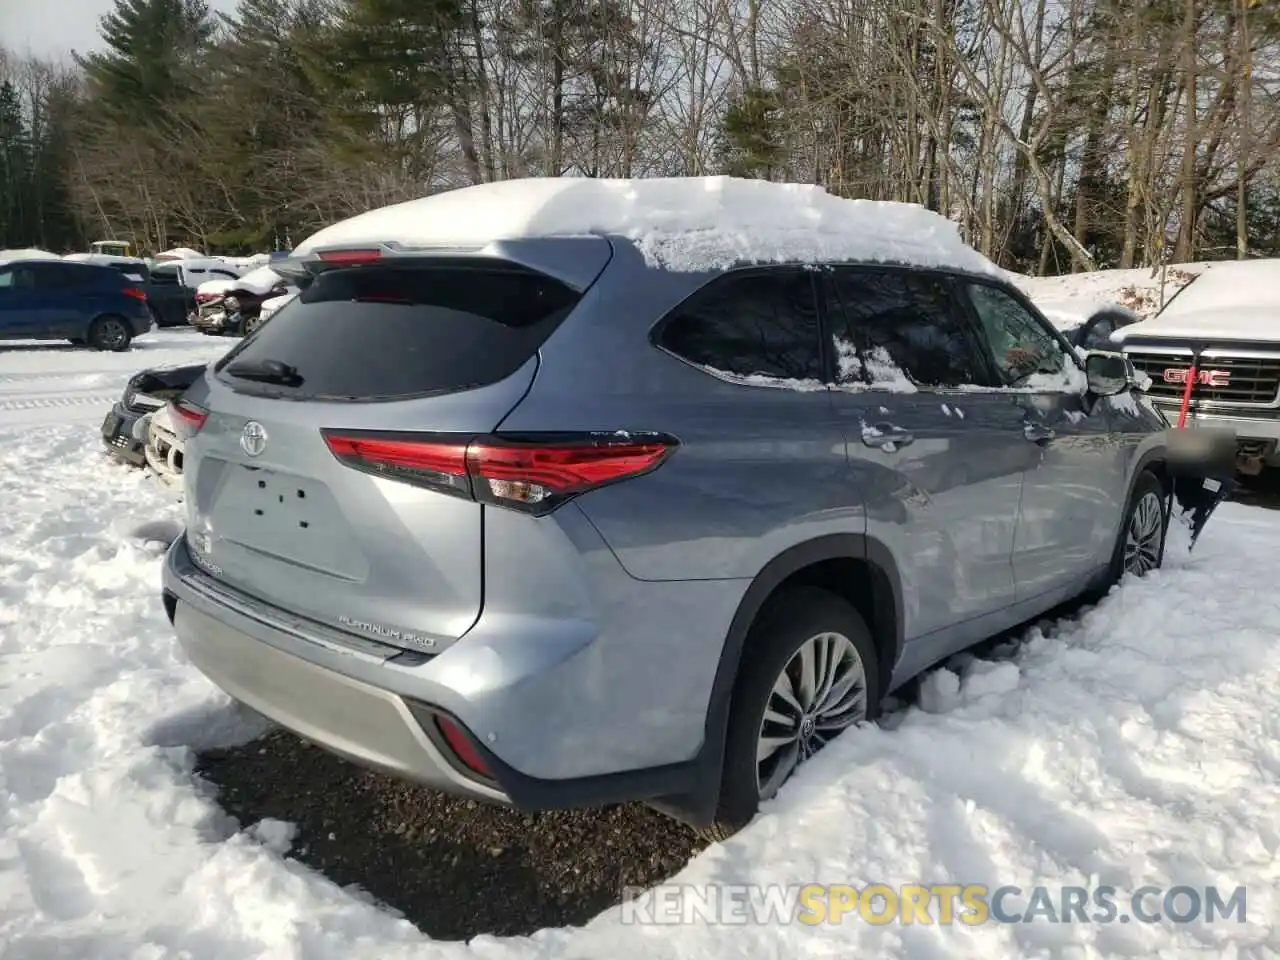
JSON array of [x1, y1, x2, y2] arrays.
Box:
[[964, 282, 1069, 386], [151, 265, 180, 285], [658, 270, 821, 383], [217, 262, 580, 400], [0, 266, 37, 289], [31, 262, 100, 289], [825, 268, 994, 388]]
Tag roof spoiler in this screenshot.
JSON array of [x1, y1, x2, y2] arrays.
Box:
[[272, 241, 491, 283]]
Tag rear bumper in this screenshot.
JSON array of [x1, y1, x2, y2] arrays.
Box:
[[161, 530, 740, 815], [172, 597, 511, 803]]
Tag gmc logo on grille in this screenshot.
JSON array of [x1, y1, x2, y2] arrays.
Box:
[[1162, 367, 1231, 387]]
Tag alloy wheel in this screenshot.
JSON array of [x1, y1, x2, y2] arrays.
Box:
[[98, 318, 128, 350], [1123, 490, 1164, 575], [756, 631, 868, 800]]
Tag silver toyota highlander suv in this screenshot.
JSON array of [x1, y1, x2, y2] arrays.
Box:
[[161, 177, 1187, 838]]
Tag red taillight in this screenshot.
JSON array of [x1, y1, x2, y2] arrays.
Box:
[[434, 716, 492, 779], [317, 248, 383, 266], [170, 400, 208, 436], [321, 433, 470, 496], [320, 431, 678, 514], [123, 286, 147, 301]]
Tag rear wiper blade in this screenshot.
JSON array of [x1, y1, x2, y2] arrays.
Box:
[[226, 358, 303, 386]]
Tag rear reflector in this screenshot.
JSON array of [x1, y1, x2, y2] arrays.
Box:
[[170, 400, 208, 436], [321, 430, 678, 515], [316, 248, 383, 266], [434, 716, 493, 779]]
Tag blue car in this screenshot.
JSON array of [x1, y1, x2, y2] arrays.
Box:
[[0, 258, 154, 350]]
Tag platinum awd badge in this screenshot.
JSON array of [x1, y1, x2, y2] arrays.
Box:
[[337, 615, 437, 651]]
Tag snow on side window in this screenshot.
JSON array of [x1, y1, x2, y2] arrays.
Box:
[[824, 268, 997, 391]]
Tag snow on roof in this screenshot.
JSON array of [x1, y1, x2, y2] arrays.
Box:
[[294, 176, 1003, 276], [0, 248, 62, 264], [235, 265, 285, 294], [64, 252, 147, 266], [154, 247, 206, 261], [1114, 258, 1280, 343]]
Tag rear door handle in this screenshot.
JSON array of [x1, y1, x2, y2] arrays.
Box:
[[1023, 421, 1055, 445], [861, 423, 914, 450]]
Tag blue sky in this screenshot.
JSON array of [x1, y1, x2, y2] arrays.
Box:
[[0, 0, 239, 62]]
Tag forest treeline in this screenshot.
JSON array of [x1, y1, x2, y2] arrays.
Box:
[[1, 0, 1278, 274]]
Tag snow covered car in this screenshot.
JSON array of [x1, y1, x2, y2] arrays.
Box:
[[258, 291, 296, 323], [161, 176, 1234, 840], [1115, 258, 1280, 476], [102, 362, 207, 467], [190, 266, 293, 336]]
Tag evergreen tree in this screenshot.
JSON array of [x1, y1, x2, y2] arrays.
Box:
[[0, 81, 31, 245], [77, 0, 214, 110]]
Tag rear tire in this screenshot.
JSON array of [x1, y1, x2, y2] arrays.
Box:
[[698, 587, 879, 841], [88, 315, 133, 352]]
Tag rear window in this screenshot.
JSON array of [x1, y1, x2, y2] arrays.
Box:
[[216, 262, 581, 400]]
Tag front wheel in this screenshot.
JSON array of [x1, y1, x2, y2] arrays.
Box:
[[88, 316, 133, 352], [1095, 470, 1168, 597], [701, 587, 880, 841]]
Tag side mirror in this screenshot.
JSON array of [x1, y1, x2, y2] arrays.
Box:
[[1085, 352, 1130, 396]]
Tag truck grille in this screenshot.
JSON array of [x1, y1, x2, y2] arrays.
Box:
[[1124, 350, 1280, 407]]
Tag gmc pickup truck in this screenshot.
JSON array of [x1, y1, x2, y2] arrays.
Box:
[[1114, 258, 1280, 476]]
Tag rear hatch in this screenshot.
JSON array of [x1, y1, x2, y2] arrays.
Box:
[[177, 252, 598, 651]]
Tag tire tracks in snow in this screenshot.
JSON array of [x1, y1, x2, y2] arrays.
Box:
[[0, 390, 121, 429]]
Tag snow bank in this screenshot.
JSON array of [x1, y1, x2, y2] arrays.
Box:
[[1015, 264, 1207, 330], [296, 176, 1005, 276]]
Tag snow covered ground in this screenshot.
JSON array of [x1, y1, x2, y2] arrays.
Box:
[[3, 329, 1279, 958], [0, 329, 226, 430]]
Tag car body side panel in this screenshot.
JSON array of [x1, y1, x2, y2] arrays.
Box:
[[494, 245, 865, 584], [1010, 388, 1128, 596], [837, 389, 1034, 643]]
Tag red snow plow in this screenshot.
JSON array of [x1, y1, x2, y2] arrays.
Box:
[[1162, 344, 1239, 549]]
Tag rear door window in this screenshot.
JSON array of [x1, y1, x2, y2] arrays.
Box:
[[656, 269, 823, 384], [824, 267, 996, 389], [216, 262, 581, 400]]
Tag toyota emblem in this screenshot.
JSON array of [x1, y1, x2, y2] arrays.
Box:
[[241, 420, 268, 457]]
